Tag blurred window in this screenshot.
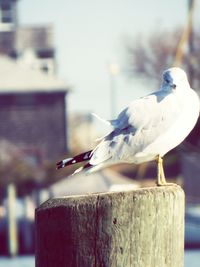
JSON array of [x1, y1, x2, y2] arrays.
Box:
[[1, 3, 11, 10], [0, 2, 13, 23]]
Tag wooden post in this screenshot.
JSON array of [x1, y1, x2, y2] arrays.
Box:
[[35, 185, 185, 267], [7, 183, 18, 257]]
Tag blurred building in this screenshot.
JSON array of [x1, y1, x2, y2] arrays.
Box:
[[0, 56, 69, 162], [0, 0, 18, 31], [16, 25, 55, 74], [0, 0, 55, 74], [0, 0, 70, 162]]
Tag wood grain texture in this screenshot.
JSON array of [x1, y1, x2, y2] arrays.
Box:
[[35, 185, 185, 267]]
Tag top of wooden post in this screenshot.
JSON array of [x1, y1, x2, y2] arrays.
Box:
[[37, 184, 184, 211]]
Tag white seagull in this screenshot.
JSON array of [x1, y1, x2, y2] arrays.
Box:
[[57, 67, 200, 186]]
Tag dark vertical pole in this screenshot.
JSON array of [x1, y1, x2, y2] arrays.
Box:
[[7, 183, 18, 257]]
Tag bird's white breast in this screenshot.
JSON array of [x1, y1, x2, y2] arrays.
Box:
[[134, 88, 200, 163]]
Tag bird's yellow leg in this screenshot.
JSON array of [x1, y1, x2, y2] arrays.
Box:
[[156, 155, 175, 186]]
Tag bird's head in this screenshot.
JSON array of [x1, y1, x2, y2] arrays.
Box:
[[162, 67, 190, 92]]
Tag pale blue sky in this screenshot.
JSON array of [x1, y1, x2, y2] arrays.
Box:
[[18, 0, 200, 118]]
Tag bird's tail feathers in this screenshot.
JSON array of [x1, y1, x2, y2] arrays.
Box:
[[56, 150, 93, 170]]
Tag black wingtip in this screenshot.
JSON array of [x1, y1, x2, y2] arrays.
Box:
[[56, 161, 64, 170], [56, 150, 93, 171]]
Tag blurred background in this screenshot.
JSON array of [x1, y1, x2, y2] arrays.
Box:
[[0, 0, 199, 266]]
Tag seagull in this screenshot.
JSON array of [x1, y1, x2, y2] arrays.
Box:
[[57, 67, 200, 186]]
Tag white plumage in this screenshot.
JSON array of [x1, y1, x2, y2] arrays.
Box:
[[57, 67, 200, 185]]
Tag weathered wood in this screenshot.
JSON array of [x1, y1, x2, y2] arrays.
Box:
[[35, 185, 185, 267]]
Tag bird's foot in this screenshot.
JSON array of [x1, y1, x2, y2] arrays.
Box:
[[156, 181, 177, 187]]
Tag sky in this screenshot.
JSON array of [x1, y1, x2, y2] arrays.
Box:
[[18, 0, 200, 119]]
